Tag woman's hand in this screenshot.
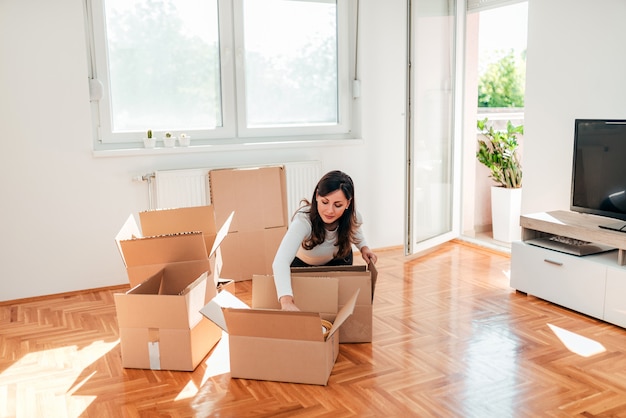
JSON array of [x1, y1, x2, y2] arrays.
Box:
[[279, 295, 300, 311], [361, 246, 378, 265]]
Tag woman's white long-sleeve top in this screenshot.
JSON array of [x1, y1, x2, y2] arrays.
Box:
[[272, 208, 368, 299]]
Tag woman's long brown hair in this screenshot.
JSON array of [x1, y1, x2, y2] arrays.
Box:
[[299, 170, 360, 258]]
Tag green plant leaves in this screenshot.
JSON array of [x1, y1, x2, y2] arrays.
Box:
[[476, 118, 523, 188]]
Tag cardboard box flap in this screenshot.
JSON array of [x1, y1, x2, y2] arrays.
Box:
[[125, 259, 212, 290], [210, 211, 234, 257], [291, 262, 378, 302], [120, 232, 208, 267], [223, 308, 324, 342], [290, 265, 367, 274], [251, 275, 339, 314], [115, 270, 208, 329], [199, 290, 249, 332], [139, 205, 216, 237], [115, 214, 142, 267], [326, 289, 360, 340], [139, 206, 217, 256]]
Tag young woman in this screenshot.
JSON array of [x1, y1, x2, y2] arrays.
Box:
[[272, 170, 377, 311]]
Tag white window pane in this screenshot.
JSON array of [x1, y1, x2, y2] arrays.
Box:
[[242, 0, 338, 128], [103, 0, 221, 132]]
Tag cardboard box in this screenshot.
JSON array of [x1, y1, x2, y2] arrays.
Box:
[[252, 262, 378, 343], [209, 166, 288, 232], [114, 268, 222, 371], [200, 283, 359, 385], [114, 206, 233, 371], [208, 166, 288, 281], [115, 206, 233, 291]]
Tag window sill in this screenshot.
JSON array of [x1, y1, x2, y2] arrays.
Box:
[[92, 137, 365, 158]]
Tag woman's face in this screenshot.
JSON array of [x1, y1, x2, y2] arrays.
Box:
[[316, 189, 350, 225]]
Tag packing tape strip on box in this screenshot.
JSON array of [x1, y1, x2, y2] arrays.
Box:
[[148, 328, 161, 370]]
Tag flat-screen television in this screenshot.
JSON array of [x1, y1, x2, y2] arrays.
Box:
[[571, 119, 626, 232]]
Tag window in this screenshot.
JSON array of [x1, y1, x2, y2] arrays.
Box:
[[86, 0, 352, 147]]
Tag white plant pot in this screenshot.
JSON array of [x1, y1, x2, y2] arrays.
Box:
[[143, 137, 156, 148], [163, 137, 176, 148], [491, 186, 522, 243], [178, 135, 191, 147]]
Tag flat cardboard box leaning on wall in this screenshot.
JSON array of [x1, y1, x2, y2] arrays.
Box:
[[209, 166, 288, 232], [208, 166, 288, 281], [200, 280, 359, 385], [252, 262, 378, 343]]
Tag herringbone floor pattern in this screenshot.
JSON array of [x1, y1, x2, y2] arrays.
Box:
[[3, 241, 626, 417]]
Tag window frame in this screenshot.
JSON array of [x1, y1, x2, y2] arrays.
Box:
[[86, 0, 355, 148]]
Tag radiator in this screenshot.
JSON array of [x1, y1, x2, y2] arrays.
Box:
[[147, 162, 322, 217]]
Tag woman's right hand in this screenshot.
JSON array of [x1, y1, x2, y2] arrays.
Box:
[[279, 295, 300, 311]]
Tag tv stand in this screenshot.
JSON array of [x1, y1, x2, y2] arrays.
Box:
[[599, 221, 626, 233], [511, 210, 626, 328]]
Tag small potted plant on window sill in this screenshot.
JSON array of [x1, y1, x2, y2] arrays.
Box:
[[143, 129, 156, 148], [163, 131, 176, 148], [178, 133, 191, 147], [476, 117, 524, 243]]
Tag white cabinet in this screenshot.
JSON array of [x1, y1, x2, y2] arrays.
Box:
[[511, 242, 607, 318], [511, 211, 626, 327], [604, 267, 626, 327]]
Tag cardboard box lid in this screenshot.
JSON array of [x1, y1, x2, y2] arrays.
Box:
[[115, 270, 208, 329], [125, 259, 213, 290], [139, 206, 218, 256], [224, 309, 326, 341], [251, 275, 339, 314], [198, 290, 249, 332], [209, 166, 288, 232], [115, 214, 142, 262], [291, 262, 378, 301], [200, 289, 359, 342], [224, 289, 358, 342], [119, 232, 208, 268], [116, 210, 233, 269]]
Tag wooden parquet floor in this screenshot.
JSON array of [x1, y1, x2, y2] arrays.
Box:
[[3, 241, 626, 417]]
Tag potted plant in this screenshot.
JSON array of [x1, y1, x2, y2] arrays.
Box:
[[143, 129, 156, 148], [476, 118, 524, 242], [163, 131, 176, 148], [178, 133, 191, 147]]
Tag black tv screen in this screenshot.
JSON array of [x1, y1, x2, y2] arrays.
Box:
[[571, 119, 626, 231]]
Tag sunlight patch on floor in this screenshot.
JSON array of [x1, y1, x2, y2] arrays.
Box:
[[201, 333, 230, 386], [0, 340, 118, 417], [548, 324, 606, 357], [175, 333, 230, 401]]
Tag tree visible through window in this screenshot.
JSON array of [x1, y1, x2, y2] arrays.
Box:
[[476, 2, 527, 109], [478, 50, 526, 108], [242, 0, 338, 128], [103, 0, 221, 132]]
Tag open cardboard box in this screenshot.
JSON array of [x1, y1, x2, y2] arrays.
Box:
[[113, 206, 233, 371], [252, 262, 378, 343], [115, 206, 233, 296], [114, 267, 223, 371], [209, 166, 288, 281], [200, 279, 359, 385]]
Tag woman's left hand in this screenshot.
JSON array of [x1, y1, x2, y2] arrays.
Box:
[[361, 246, 378, 265]]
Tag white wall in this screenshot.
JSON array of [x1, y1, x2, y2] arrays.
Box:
[[0, 0, 406, 301], [522, 0, 626, 215]]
